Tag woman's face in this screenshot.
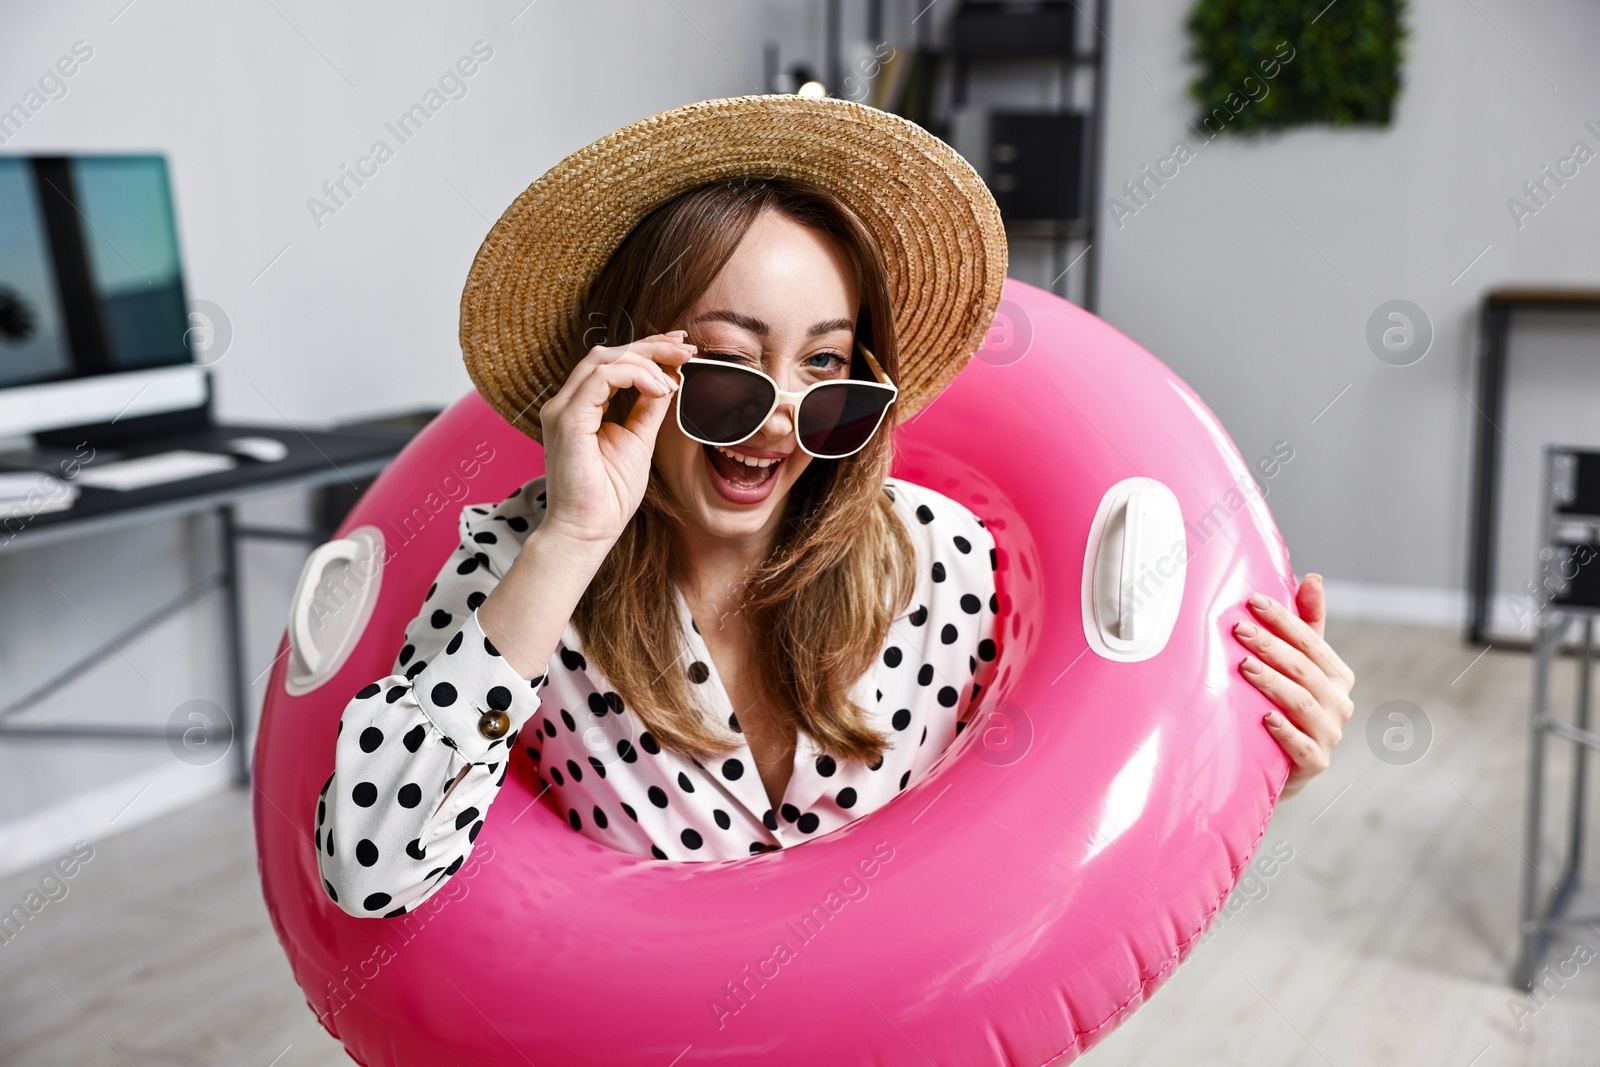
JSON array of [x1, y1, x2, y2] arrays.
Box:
[[654, 208, 860, 544]]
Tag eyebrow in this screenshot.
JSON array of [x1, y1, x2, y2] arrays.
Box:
[[691, 308, 855, 338]]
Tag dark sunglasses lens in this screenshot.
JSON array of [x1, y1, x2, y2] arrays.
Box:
[[797, 384, 894, 457], [678, 363, 774, 444]]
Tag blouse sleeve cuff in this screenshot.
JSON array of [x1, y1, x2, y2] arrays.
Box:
[[411, 607, 546, 762]]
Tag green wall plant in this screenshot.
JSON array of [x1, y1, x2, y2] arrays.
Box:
[[1186, 0, 1408, 135]]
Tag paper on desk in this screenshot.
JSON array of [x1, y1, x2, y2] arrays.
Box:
[[72, 450, 239, 491], [0, 471, 79, 518]]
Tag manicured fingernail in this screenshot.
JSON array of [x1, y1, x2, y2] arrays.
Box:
[[668, 329, 687, 337], [1249, 593, 1269, 610], [1234, 620, 1257, 639], [1241, 655, 1263, 674], [1263, 709, 1281, 726]]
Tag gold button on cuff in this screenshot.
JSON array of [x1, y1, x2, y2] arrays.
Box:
[[477, 710, 510, 740]]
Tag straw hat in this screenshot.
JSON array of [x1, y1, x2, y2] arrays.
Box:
[[459, 93, 1008, 443]]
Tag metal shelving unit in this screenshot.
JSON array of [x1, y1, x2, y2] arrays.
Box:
[[812, 0, 1110, 310], [1515, 444, 1600, 990], [943, 0, 1109, 310]]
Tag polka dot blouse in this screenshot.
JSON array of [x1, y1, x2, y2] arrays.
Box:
[[316, 475, 1000, 917]]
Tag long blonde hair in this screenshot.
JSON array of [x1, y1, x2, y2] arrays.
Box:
[[568, 177, 916, 763]]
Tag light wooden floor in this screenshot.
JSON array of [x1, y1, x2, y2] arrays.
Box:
[[1, 618, 1597, 1066]]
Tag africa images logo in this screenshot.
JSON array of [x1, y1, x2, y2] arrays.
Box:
[[306, 41, 494, 229], [709, 841, 895, 1029]]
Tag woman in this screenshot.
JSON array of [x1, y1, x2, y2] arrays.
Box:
[[316, 97, 1355, 919]]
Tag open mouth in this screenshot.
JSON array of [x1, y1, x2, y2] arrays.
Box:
[[702, 442, 787, 504]]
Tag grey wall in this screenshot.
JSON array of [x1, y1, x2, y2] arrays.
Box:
[[1085, 0, 1600, 633]]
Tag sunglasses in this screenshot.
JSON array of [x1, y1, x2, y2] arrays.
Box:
[[673, 342, 898, 459]]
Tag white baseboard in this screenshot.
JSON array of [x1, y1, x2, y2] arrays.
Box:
[[1320, 577, 1559, 639], [1320, 578, 1467, 629], [0, 759, 232, 882]]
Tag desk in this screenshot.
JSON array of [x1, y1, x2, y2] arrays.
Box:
[[0, 421, 412, 784], [1468, 287, 1600, 646]]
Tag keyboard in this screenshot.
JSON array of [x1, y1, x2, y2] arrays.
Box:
[[73, 449, 239, 491]]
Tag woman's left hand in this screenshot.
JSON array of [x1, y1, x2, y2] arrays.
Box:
[[1232, 573, 1356, 799]]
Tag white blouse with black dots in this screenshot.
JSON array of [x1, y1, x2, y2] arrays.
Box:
[[315, 474, 1000, 917]]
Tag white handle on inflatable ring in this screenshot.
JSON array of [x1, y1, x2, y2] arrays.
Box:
[[1083, 478, 1186, 663], [1117, 488, 1147, 643], [291, 538, 364, 676]]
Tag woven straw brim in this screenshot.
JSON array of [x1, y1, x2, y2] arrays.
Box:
[[459, 94, 1008, 444]]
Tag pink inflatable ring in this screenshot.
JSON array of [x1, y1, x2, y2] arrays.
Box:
[[255, 279, 1294, 1065]]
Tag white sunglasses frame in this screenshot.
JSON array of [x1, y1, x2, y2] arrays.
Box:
[[672, 342, 899, 460]]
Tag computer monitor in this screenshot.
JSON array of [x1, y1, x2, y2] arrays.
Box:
[[0, 153, 207, 445]]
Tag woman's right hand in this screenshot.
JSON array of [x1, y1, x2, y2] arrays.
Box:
[[536, 330, 695, 550]]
